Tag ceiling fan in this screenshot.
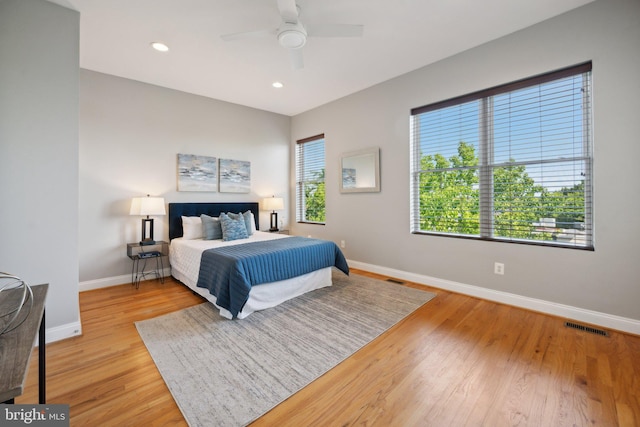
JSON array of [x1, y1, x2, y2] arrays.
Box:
[[221, 0, 364, 69]]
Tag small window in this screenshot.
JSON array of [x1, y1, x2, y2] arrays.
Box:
[[410, 62, 593, 249], [296, 134, 326, 224]]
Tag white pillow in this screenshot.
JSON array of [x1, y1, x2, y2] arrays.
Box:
[[182, 216, 203, 239]]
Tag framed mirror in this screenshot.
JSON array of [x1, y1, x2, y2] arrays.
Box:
[[340, 147, 380, 193]]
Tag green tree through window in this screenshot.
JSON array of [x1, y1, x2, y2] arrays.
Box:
[[419, 141, 586, 242], [419, 141, 479, 234], [303, 169, 325, 223]]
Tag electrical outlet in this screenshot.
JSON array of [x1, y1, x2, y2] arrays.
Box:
[[340, 240, 346, 248], [494, 262, 505, 275]]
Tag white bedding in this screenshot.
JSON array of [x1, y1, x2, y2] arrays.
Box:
[[170, 231, 332, 319]]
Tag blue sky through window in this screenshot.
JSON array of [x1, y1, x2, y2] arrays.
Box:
[[417, 74, 588, 192]]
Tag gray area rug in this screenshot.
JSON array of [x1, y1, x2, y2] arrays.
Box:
[[135, 271, 435, 427]]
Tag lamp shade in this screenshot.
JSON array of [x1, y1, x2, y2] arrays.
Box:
[[262, 197, 284, 211], [130, 196, 166, 216]]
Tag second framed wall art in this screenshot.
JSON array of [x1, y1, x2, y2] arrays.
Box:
[[219, 158, 250, 193]]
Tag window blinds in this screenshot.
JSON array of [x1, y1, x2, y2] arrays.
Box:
[[295, 134, 326, 224], [410, 62, 593, 249]]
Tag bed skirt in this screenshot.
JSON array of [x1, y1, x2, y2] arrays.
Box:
[[171, 267, 332, 319]]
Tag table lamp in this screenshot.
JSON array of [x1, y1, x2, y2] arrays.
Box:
[[262, 196, 284, 232], [130, 195, 166, 245]]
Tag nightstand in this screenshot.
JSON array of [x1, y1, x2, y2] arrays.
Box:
[[127, 241, 168, 289]]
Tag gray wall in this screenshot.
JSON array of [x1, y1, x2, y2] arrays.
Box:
[[79, 70, 291, 284], [0, 0, 81, 339], [291, 0, 640, 324]]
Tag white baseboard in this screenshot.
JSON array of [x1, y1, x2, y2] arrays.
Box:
[[79, 273, 131, 291], [79, 268, 171, 292], [348, 260, 640, 336], [43, 320, 82, 344], [77, 263, 640, 335], [37, 307, 82, 345]]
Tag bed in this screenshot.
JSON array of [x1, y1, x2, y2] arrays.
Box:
[[168, 202, 349, 319]]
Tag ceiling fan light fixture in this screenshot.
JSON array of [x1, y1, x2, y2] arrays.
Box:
[[278, 30, 306, 49], [277, 22, 307, 49]]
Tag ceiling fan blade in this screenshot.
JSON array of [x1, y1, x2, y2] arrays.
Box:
[[277, 0, 298, 23], [289, 48, 304, 69], [306, 23, 364, 38], [220, 29, 275, 42]]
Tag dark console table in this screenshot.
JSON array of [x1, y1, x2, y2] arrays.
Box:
[[0, 283, 48, 404]]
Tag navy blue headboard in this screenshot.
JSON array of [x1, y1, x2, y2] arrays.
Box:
[[168, 202, 259, 240]]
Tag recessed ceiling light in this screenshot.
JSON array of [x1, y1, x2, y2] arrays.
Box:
[[151, 42, 169, 52], [272, 82, 284, 88]]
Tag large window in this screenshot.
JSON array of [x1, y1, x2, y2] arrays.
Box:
[[296, 134, 325, 224], [410, 62, 593, 249]]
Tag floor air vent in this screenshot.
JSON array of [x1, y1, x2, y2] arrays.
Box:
[[564, 321, 609, 337], [386, 278, 405, 284]]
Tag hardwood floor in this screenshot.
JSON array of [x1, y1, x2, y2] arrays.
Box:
[[17, 270, 640, 426]]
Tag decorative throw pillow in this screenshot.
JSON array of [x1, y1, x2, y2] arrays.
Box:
[[220, 213, 249, 241], [227, 211, 255, 235], [181, 216, 203, 239], [201, 214, 222, 240], [242, 211, 255, 235]]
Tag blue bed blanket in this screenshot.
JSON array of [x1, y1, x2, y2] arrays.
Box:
[[196, 236, 349, 318]]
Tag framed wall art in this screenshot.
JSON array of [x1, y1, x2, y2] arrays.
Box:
[[177, 153, 218, 192], [219, 158, 250, 193]]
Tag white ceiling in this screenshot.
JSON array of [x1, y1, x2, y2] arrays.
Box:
[[50, 0, 593, 116]]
